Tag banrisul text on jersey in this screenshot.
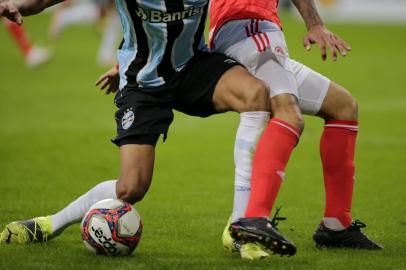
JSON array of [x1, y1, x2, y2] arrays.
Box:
[[115, 0, 208, 89]]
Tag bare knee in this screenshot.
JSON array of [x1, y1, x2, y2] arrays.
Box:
[[320, 95, 358, 121], [335, 96, 358, 121], [271, 94, 304, 132], [116, 172, 151, 204], [319, 83, 358, 121], [289, 112, 304, 132], [240, 80, 270, 112]]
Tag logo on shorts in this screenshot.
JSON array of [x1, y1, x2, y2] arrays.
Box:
[[122, 108, 135, 130], [224, 59, 237, 64], [274, 46, 287, 56]]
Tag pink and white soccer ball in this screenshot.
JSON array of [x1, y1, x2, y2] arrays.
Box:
[[81, 199, 142, 256]]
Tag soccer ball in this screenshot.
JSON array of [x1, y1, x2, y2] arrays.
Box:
[[81, 199, 142, 256]]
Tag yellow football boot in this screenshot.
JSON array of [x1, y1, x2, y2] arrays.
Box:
[[222, 217, 240, 252], [1, 216, 53, 244], [240, 242, 270, 260], [222, 217, 270, 260]]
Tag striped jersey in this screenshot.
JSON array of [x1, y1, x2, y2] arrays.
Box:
[[115, 0, 209, 89]]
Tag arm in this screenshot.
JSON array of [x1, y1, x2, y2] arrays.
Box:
[[0, 0, 65, 24], [291, 0, 324, 30], [291, 0, 351, 61]]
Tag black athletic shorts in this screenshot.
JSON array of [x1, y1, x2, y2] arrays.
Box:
[[112, 52, 241, 146]]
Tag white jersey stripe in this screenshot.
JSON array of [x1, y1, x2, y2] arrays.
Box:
[[325, 124, 359, 131], [273, 120, 300, 139]]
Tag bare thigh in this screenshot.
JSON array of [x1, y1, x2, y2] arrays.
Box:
[[212, 65, 270, 113]]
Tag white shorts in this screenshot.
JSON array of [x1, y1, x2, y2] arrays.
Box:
[[212, 19, 330, 115]]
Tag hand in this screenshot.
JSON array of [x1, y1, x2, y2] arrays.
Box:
[[303, 25, 351, 61], [0, 1, 23, 24], [95, 65, 120, 95]]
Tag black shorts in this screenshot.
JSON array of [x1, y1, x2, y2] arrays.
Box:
[[112, 52, 241, 146]]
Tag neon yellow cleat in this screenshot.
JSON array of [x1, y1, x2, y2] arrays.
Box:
[[240, 243, 270, 260], [222, 217, 270, 260], [0, 216, 53, 244], [222, 217, 239, 252]]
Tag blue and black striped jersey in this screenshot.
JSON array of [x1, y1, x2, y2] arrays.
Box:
[[115, 0, 208, 89]]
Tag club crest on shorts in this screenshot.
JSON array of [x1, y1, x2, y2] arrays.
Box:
[[122, 108, 135, 130], [224, 59, 237, 64], [274, 46, 287, 56]]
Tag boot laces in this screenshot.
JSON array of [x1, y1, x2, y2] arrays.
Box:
[[270, 207, 287, 229], [351, 220, 367, 230]]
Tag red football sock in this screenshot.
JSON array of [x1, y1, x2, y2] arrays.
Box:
[[3, 19, 32, 55], [245, 118, 300, 218], [321, 120, 358, 228]]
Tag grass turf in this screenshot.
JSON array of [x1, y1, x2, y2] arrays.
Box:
[[1, 12, 406, 270]]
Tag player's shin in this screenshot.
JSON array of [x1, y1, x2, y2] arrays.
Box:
[[245, 118, 300, 218], [229, 118, 299, 256], [51, 180, 118, 235], [321, 120, 358, 230], [232, 111, 270, 222], [225, 112, 272, 258]]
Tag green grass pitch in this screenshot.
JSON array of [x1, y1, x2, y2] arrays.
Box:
[[1, 12, 406, 270]]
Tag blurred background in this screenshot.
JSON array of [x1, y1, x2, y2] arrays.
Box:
[[0, 1, 405, 269]]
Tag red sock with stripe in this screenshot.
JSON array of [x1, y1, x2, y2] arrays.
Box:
[[3, 19, 32, 55], [245, 118, 300, 218], [321, 120, 358, 229]]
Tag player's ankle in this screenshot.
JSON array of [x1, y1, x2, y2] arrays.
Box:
[[322, 217, 350, 231]]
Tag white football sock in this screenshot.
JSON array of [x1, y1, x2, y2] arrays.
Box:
[[323, 217, 346, 231], [51, 180, 117, 235], [232, 112, 270, 222]]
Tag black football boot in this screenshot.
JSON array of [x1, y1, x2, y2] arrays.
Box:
[[313, 220, 383, 250], [229, 208, 297, 256]]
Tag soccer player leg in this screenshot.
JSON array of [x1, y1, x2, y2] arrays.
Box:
[[172, 53, 273, 259], [0, 179, 121, 244], [3, 18, 32, 55], [316, 82, 358, 231], [293, 63, 382, 249], [242, 94, 302, 217], [212, 65, 271, 260], [316, 85, 382, 249], [50, 139, 157, 237], [0, 88, 165, 245], [113, 85, 171, 204], [232, 111, 269, 223], [244, 80, 304, 219], [50, 116, 160, 238], [291, 65, 349, 228], [0, 148, 155, 245], [172, 54, 271, 258], [229, 58, 301, 256], [212, 65, 271, 218], [116, 143, 156, 204], [3, 18, 51, 68], [213, 59, 299, 256]]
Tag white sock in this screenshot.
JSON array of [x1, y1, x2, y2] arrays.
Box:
[[323, 217, 346, 231], [51, 180, 118, 235], [232, 112, 270, 222]]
